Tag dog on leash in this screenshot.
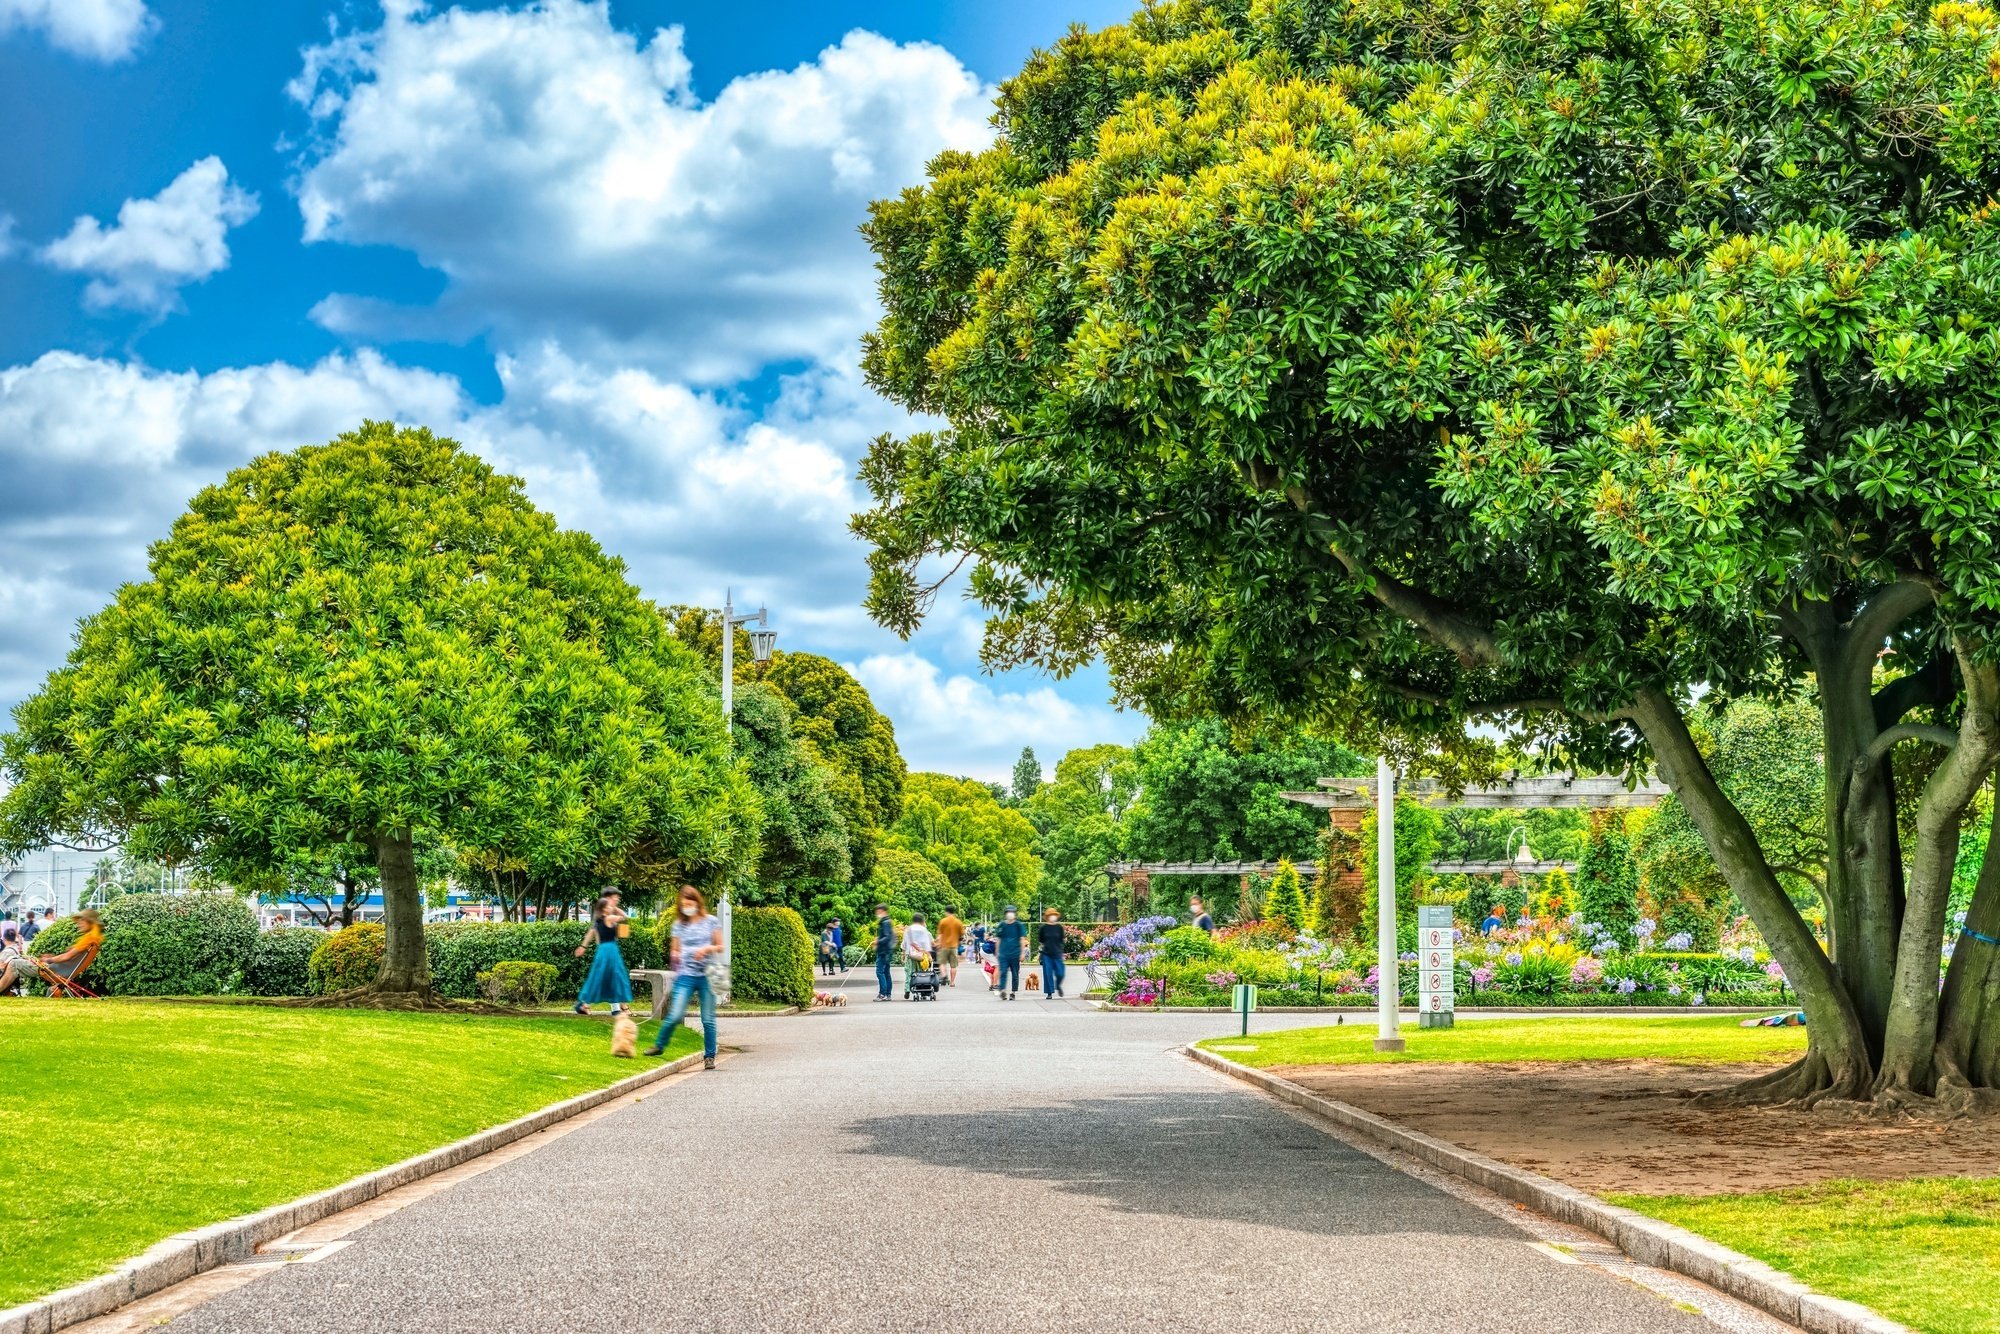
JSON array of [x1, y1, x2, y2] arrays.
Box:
[[1025, 973, 1040, 992], [610, 1012, 639, 1058], [812, 991, 847, 1008]]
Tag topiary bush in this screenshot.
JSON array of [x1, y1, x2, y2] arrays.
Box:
[[95, 892, 258, 996], [1158, 926, 1222, 964], [477, 959, 560, 1005], [309, 922, 385, 993], [243, 926, 323, 996], [427, 921, 665, 1001], [728, 905, 814, 1007]]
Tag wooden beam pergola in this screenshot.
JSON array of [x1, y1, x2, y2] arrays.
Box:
[[1281, 773, 1670, 810], [1103, 858, 1577, 878]]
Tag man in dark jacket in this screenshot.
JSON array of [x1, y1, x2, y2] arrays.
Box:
[[994, 906, 1026, 999], [873, 904, 895, 1002], [1037, 908, 1068, 998]]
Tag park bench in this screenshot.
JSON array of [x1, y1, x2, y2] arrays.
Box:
[[629, 968, 672, 1021]]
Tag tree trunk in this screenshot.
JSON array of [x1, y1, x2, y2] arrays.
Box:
[[1821, 694, 1904, 1062], [1630, 687, 1873, 1099], [370, 829, 431, 995], [1937, 792, 2000, 1097]]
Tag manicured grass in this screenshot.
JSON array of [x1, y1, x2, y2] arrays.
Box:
[[1610, 1178, 2000, 1334], [1199, 1015, 1806, 1069], [0, 1000, 698, 1308]]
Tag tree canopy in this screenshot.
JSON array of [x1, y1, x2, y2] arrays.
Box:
[[1024, 742, 1138, 915], [886, 772, 1040, 917], [730, 683, 853, 913], [1, 423, 759, 995], [858, 0, 2000, 1103]]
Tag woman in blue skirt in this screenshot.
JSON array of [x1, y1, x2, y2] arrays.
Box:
[[573, 891, 632, 1016]]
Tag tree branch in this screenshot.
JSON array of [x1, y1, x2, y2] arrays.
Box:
[[1843, 582, 1934, 684], [1874, 653, 1954, 731], [1855, 723, 1960, 773]]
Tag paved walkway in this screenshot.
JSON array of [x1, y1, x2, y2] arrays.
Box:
[[162, 971, 1783, 1333]]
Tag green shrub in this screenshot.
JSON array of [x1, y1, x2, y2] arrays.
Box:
[[1265, 859, 1307, 931], [243, 927, 323, 996], [477, 959, 560, 1005], [1158, 926, 1222, 964], [427, 921, 666, 1001], [309, 922, 385, 994], [728, 905, 814, 1007], [95, 893, 258, 996]]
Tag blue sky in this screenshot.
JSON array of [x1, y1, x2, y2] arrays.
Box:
[[0, 0, 1145, 781]]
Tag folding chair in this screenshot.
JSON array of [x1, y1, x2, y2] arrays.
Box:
[[32, 935, 103, 999]]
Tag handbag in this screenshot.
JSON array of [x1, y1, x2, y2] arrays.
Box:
[[616, 922, 630, 939]]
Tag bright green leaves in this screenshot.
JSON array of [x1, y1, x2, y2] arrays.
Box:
[[0, 422, 759, 897]]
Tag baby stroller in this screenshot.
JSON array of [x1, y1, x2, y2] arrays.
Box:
[[905, 953, 942, 1001]]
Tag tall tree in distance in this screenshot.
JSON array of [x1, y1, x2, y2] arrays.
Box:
[[1025, 743, 1137, 917], [1, 423, 758, 999], [1011, 746, 1042, 804], [887, 772, 1040, 920]]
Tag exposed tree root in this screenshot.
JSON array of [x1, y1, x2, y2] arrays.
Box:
[[1690, 1051, 1871, 1110]]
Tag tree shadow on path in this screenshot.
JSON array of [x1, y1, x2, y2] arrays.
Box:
[[845, 1090, 1518, 1241]]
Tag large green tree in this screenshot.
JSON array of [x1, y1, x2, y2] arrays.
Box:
[[1, 424, 758, 997], [1024, 742, 1138, 916], [886, 772, 1040, 917], [730, 683, 854, 912], [858, 0, 2000, 1104]]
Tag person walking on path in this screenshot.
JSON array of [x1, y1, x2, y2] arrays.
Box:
[[831, 918, 847, 972], [645, 886, 723, 1069], [1037, 908, 1068, 998], [20, 910, 40, 944], [935, 910, 964, 986], [872, 904, 895, 1002], [1189, 898, 1214, 934], [994, 907, 1025, 999], [901, 913, 934, 999], [572, 892, 632, 1017], [818, 921, 839, 977]]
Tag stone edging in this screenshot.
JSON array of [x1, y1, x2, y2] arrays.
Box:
[[1186, 1045, 1910, 1334], [0, 1051, 704, 1334], [1102, 1003, 1778, 1015], [716, 1006, 799, 1018]]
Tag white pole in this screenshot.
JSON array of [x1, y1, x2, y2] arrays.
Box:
[[1374, 755, 1404, 1052], [721, 590, 734, 735]]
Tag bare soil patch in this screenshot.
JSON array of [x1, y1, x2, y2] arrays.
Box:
[[1275, 1059, 2000, 1195]]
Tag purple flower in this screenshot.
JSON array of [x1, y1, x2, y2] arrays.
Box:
[[1471, 966, 1495, 987], [1690, 992, 1707, 1007], [1764, 962, 1785, 980], [1663, 932, 1694, 952], [1737, 946, 1757, 964], [1667, 983, 1683, 997], [1503, 950, 1522, 966], [1615, 978, 1638, 995]]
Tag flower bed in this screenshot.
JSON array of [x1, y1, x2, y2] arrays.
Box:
[[1099, 911, 1796, 1010]]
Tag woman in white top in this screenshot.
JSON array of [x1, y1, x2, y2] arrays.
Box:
[[646, 885, 723, 1069]]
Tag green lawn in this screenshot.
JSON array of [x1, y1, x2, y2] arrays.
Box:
[[1199, 1015, 1807, 1068], [0, 1000, 698, 1308], [1611, 1178, 2000, 1334]]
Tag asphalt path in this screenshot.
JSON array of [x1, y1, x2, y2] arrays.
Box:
[[164, 966, 1771, 1333]]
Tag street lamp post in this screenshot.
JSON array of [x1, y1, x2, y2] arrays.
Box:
[[718, 591, 777, 734], [1374, 755, 1405, 1053], [715, 592, 777, 1008]]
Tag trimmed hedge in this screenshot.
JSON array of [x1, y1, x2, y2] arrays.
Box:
[[244, 927, 323, 997], [309, 923, 385, 993], [427, 921, 665, 1001], [478, 960, 560, 1005], [727, 905, 814, 1007], [96, 893, 258, 997]]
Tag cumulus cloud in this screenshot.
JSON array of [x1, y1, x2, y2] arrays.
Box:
[[42, 157, 260, 313], [288, 0, 992, 381], [0, 0, 153, 62], [846, 653, 1141, 782]]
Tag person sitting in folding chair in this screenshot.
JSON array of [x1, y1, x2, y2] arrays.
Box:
[[0, 909, 103, 998], [0, 926, 29, 995]]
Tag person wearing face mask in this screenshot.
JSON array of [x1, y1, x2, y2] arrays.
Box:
[[994, 906, 1026, 1000], [644, 885, 722, 1069]]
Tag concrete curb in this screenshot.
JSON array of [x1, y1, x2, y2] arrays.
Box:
[[1186, 1046, 1909, 1334], [1101, 1003, 1782, 1015], [0, 1051, 704, 1334]]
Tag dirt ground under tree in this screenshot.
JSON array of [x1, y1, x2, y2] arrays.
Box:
[[1276, 1059, 2000, 1196]]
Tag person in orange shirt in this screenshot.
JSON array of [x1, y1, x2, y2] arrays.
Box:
[[934, 911, 965, 987], [0, 908, 100, 994]]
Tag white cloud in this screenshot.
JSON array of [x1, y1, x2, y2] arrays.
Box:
[[288, 0, 992, 381], [42, 157, 259, 314], [0, 0, 153, 62], [847, 653, 1142, 782], [0, 214, 17, 258]]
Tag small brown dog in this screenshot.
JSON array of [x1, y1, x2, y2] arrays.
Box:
[[1025, 973, 1040, 992], [610, 1012, 638, 1058]]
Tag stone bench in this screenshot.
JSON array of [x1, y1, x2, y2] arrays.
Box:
[[629, 968, 673, 1022]]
